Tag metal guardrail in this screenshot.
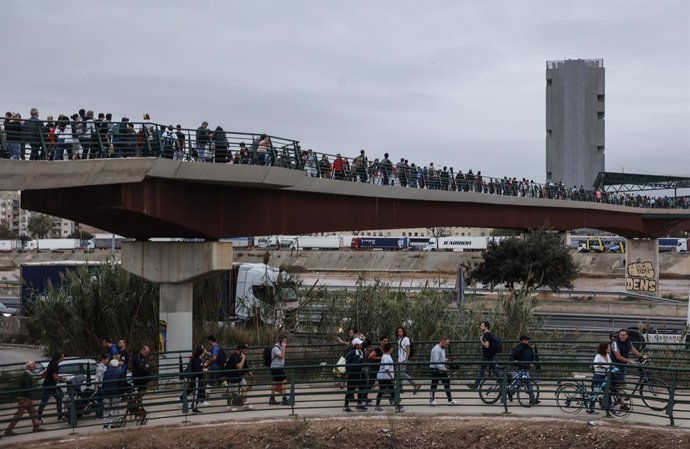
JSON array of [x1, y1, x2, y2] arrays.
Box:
[[317, 284, 685, 304], [0, 358, 688, 438], [1, 118, 688, 209]]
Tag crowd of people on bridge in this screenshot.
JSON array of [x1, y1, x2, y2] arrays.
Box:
[[1, 107, 687, 211], [4, 324, 646, 437]]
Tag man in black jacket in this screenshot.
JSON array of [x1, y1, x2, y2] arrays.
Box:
[[132, 346, 151, 395], [21, 108, 47, 160], [508, 335, 539, 405], [343, 338, 366, 412]]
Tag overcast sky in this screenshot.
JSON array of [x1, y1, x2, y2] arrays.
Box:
[[2, 0, 688, 182]]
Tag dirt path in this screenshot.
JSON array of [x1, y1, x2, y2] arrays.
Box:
[[6, 416, 688, 449]]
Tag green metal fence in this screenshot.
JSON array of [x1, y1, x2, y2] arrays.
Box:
[[1, 342, 689, 437]]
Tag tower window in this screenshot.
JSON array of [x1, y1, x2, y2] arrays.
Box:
[[597, 112, 605, 119], [546, 79, 552, 86], [597, 146, 605, 152], [597, 94, 605, 102]]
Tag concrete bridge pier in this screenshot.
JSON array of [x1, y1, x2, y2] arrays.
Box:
[[121, 241, 234, 372], [625, 239, 659, 296]]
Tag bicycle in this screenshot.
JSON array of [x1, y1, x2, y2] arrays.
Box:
[[555, 367, 631, 418], [478, 368, 540, 407], [627, 357, 670, 412]]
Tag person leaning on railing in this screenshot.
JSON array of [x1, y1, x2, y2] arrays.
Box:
[[3, 361, 45, 437]]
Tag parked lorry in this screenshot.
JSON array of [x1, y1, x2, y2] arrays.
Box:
[[88, 234, 126, 250], [0, 240, 18, 252], [21, 260, 297, 323], [292, 236, 343, 250], [26, 239, 81, 251], [351, 237, 406, 250], [577, 238, 606, 253], [658, 238, 680, 253], [677, 239, 689, 253], [229, 262, 298, 322], [219, 237, 255, 248], [20, 261, 102, 311], [424, 236, 496, 252]]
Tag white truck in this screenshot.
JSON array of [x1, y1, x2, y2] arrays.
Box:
[[230, 262, 298, 322], [292, 236, 343, 250], [26, 239, 81, 251], [0, 240, 18, 252], [219, 237, 255, 248], [424, 236, 500, 252], [677, 238, 689, 253], [88, 234, 126, 250]]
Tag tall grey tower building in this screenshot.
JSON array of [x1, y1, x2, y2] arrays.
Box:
[[545, 59, 605, 188]]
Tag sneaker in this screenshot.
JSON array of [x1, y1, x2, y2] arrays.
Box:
[[375, 406, 384, 413], [586, 409, 599, 415], [395, 405, 405, 413], [4, 430, 17, 436], [448, 400, 457, 406], [268, 397, 279, 406], [413, 384, 422, 395], [529, 399, 541, 406], [281, 397, 290, 406], [199, 401, 211, 408], [343, 407, 353, 413], [192, 409, 202, 414], [388, 399, 394, 405], [356, 404, 367, 411], [429, 399, 437, 406]]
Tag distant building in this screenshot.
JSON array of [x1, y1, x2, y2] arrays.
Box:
[[545, 59, 605, 188], [0, 190, 75, 238]]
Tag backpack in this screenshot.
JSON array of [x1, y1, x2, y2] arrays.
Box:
[[399, 337, 415, 359], [491, 334, 503, 354], [262, 346, 275, 367], [217, 346, 228, 367]]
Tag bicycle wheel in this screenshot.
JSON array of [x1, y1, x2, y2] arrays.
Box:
[[639, 377, 670, 412], [517, 380, 540, 408], [479, 381, 501, 404], [609, 393, 632, 418], [556, 383, 583, 414]]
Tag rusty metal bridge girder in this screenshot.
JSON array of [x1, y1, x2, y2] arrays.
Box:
[[20, 178, 689, 239]]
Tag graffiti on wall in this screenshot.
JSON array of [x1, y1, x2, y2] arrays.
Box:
[[626, 261, 657, 293]]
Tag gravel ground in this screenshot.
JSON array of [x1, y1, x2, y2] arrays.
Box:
[[3, 416, 688, 449]]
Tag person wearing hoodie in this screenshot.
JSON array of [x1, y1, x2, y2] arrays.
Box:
[[343, 337, 367, 412], [508, 335, 539, 405]]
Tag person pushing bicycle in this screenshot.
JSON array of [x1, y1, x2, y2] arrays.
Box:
[[610, 329, 644, 411], [507, 335, 540, 405]]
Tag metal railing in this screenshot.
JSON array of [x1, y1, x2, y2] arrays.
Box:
[[0, 354, 688, 438], [1, 119, 688, 210]]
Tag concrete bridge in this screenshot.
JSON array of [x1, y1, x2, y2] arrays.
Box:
[[2, 158, 688, 357], [0, 159, 688, 239]]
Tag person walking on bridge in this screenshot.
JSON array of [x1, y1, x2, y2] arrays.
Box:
[[269, 336, 289, 406], [4, 361, 45, 436], [468, 321, 502, 390], [396, 326, 421, 395], [429, 336, 457, 406]]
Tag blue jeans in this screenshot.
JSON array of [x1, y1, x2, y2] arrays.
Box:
[[476, 354, 501, 384], [54, 141, 72, 160], [8, 142, 21, 160], [38, 385, 63, 420]]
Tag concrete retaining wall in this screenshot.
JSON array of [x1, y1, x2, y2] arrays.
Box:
[[0, 249, 689, 279]]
